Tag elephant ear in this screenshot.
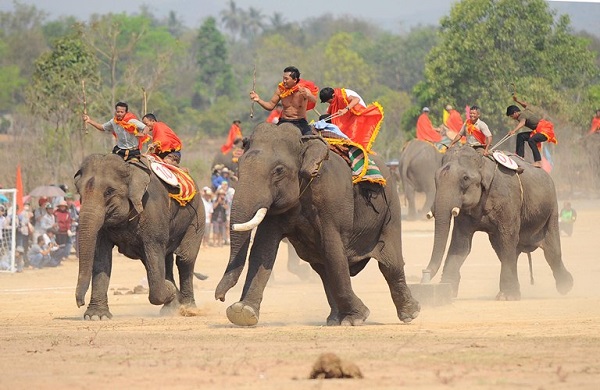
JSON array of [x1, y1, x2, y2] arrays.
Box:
[[127, 164, 151, 214], [479, 154, 496, 191], [300, 135, 329, 179]]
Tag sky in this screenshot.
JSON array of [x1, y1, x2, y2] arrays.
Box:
[[0, 0, 598, 34]]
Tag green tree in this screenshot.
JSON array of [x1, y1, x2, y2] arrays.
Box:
[[26, 32, 99, 173], [194, 17, 235, 109], [322, 32, 372, 93], [413, 0, 599, 134]]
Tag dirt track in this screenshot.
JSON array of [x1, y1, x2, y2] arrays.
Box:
[[1, 200, 599, 389]]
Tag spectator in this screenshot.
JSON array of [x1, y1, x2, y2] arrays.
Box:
[[65, 193, 79, 257], [211, 190, 228, 247], [27, 236, 53, 269], [201, 187, 213, 248], [559, 202, 577, 237], [54, 200, 72, 258], [35, 203, 56, 242], [42, 228, 67, 266]]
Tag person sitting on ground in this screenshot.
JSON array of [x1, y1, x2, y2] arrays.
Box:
[[42, 228, 67, 267], [250, 66, 318, 135], [449, 106, 493, 155], [141, 113, 183, 165], [506, 94, 557, 168], [27, 235, 53, 269], [83, 101, 149, 161]]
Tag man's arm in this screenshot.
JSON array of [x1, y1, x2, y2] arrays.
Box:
[[512, 94, 528, 109], [83, 115, 107, 132], [449, 124, 466, 147], [335, 95, 360, 115], [509, 119, 526, 136], [250, 90, 279, 111]]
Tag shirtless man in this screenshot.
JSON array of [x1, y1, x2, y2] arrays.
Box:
[[249, 66, 318, 135]]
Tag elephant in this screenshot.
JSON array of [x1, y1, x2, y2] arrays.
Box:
[[398, 139, 443, 220], [423, 146, 573, 300], [74, 154, 204, 319], [214, 122, 420, 326]]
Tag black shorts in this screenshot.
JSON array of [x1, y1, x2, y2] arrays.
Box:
[[278, 118, 313, 135], [112, 146, 140, 161]]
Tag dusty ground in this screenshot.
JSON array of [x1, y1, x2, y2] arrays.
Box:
[[1, 199, 599, 389]]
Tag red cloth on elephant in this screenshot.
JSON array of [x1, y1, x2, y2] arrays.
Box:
[[278, 79, 319, 111], [326, 88, 384, 151], [151, 122, 182, 154], [114, 112, 148, 150], [220, 123, 242, 154], [416, 113, 442, 143]]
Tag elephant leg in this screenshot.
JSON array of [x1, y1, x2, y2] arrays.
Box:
[[320, 232, 369, 326], [405, 184, 417, 219], [309, 262, 340, 325], [420, 190, 435, 217], [85, 236, 114, 320], [440, 225, 474, 297], [488, 234, 521, 300], [142, 243, 177, 307], [175, 226, 203, 307], [540, 227, 573, 295], [376, 243, 420, 323], [226, 225, 281, 327]]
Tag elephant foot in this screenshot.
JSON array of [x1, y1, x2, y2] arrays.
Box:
[[160, 300, 182, 316], [339, 307, 370, 326], [83, 306, 113, 321], [555, 271, 574, 295], [226, 302, 259, 326], [398, 298, 420, 323], [495, 291, 521, 301]]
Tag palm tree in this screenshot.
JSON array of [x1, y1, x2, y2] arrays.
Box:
[[220, 0, 241, 39]]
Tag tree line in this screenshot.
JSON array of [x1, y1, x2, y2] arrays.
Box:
[[0, 0, 598, 190]]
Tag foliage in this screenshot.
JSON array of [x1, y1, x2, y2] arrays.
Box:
[[413, 0, 599, 134]]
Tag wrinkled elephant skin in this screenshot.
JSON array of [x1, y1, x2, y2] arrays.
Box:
[[424, 146, 573, 299], [74, 154, 204, 320], [215, 123, 420, 326]]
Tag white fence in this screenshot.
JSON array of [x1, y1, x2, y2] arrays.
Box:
[[0, 189, 17, 273]]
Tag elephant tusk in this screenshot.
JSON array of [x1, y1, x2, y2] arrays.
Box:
[[451, 207, 460, 217], [426, 211, 434, 219], [232, 208, 268, 231]]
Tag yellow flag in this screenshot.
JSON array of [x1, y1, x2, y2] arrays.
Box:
[[443, 109, 449, 126]]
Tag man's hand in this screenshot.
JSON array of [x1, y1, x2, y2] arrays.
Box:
[[508, 130, 516, 136], [82, 114, 90, 123], [249, 91, 260, 102]]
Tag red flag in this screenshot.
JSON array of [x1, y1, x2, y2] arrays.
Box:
[[16, 165, 24, 214]]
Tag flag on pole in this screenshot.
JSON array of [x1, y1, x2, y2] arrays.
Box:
[[16, 165, 24, 214]]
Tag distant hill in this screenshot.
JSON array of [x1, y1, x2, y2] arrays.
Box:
[[551, 3, 600, 37]]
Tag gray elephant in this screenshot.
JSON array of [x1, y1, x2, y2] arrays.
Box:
[[74, 154, 204, 319], [214, 123, 420, 326], [398, 140, 443, 219], [423, 146, 573, 300]]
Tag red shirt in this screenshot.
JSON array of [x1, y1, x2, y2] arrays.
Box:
[[152, 122, 182, 153]]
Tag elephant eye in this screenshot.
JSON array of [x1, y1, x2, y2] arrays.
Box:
[[273, 165, 285, 178], [104, 187, 115, 197]]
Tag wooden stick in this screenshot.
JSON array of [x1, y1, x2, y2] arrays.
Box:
[[81, 79, 88, 134], [250, 63, 256, 118], [142, 87, 147, 115]]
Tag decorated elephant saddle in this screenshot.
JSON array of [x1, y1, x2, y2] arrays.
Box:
[[144, 154, 197, 205]]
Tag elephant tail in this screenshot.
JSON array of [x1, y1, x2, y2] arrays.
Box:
[[527, 252, 535, 285]]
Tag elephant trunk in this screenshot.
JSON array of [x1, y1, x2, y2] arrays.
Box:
[[215, 184, 271, 301], [75, 196, 105, 307], [423, 196, 461, 281]]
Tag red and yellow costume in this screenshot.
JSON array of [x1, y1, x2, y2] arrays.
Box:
[[221, 122, 242, 154], [325, 88, 384, 151], [465, 120, 488, 145], [589, 116, 600, 135], [278, 79, 319, 111], [151, 122, 182, 154], [114, 112, 148, 150], [416, 113, 442, 143], [531, 119, 557, 144]]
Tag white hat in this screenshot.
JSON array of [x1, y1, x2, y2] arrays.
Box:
[[422, 107, 430, 112], [221, 167, 229, 173]]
